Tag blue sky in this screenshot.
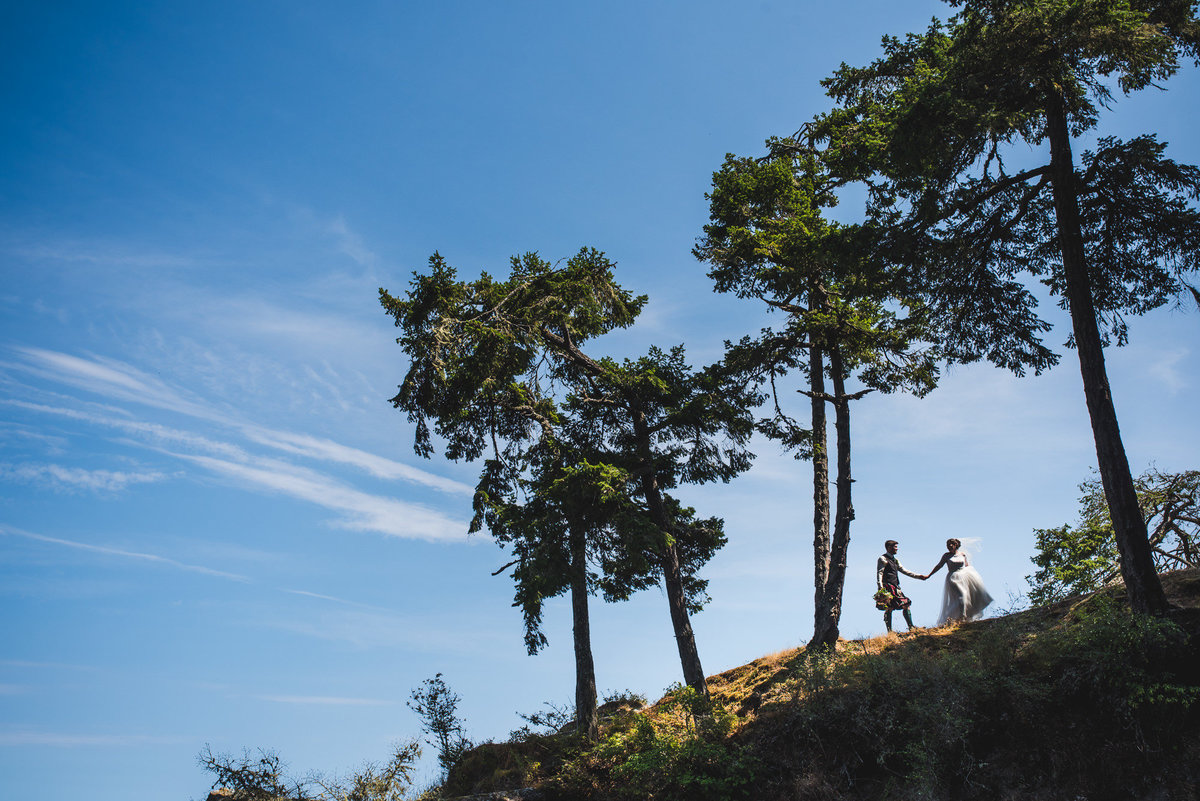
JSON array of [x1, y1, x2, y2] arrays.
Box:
[[2, 2, 1197, 798]]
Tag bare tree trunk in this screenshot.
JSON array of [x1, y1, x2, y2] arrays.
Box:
[[809, 282, 832, 630], [568, 519, 599, 740], [1045, 90, 1169, 615], [809, 344, 854, 649], [634, 410, 709, 697]]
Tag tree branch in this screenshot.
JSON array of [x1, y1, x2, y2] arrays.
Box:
[[492, 559, 520, 577], [925, 165, 1051, 226], [798, 387, 874, 403]]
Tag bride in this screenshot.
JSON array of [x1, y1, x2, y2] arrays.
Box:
[[926, 538, 994, 625]]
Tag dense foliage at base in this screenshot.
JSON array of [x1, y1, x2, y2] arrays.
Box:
[[438, 572, 1200, 801]]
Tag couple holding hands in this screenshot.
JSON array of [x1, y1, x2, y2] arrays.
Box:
[[875, 538, 994, 633]]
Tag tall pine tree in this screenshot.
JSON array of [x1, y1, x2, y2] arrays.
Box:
[[820, 0, 1200, 614], [697, 142, 938, 648]]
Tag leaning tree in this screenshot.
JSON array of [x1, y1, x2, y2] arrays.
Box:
[[382, 248, 755, 700], [560, 342, 758, 693], [696, 143, 941, 648], [381, 249, 649, 738], [818, 0, 1200, 614]]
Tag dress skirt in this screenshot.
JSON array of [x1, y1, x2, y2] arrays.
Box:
[[937, 565, 994, 625]]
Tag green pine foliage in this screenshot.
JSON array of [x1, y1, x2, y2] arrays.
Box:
[[814, 0, 1200, 618], [382, 247, 759, 698]]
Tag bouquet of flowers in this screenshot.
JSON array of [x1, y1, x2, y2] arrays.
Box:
[[873, 587, 894, 611]]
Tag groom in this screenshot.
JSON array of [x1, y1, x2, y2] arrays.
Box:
[[876, 539, 926, 632]]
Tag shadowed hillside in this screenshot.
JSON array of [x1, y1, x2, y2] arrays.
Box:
[[437, 570, 1200, 801]]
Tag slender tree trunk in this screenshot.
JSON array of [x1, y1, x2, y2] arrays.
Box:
[[633, 410, 709, 697], [568, 518, 599, 740], [810, 343, 854, 649], [657, 530, 709, 697], [809, 282, 832, 622], [1045, 89, 1169, 615]]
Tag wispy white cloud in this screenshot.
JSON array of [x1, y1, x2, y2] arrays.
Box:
[[4, 349, 472, 496], [206, 294, 386, 355], [283, 588, 390, 611], [263, 607, 506, 653], [2, 524, 429, 618], [7, 346, 219, 422], [254, 694, 394, 706], [853, 364, 1084, 454], [2, 399, 251, 461], [0, 462, 168, 493], [241, 428, 472, 496], [176, 452, 467, 542], [303, 363, 352, 411], [4, 396, 471, 542], [0, 421, 69, 452], [0, 660, 96, 671], [0, 525, 251, 582], [327, 215, 378, 269], [30, 298, 71, 325], [5, 238, 197, 269]]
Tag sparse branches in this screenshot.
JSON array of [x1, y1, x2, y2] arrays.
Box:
[[312, 741, 422, 801], [408, 674, 471, 780], [1028, 468, 1200, 605], [197, 742, 421, 801], [199, 746, 312, 801], [509, 700, 577, 741]]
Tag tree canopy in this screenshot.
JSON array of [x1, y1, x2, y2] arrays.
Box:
[[696, 141, 939, 648], [1028, 467, 1200, 605], [382, 248, 756, 699], [382, 248, 652, 737], [816, 0, 1200, 614]]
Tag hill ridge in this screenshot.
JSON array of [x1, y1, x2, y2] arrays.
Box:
[[439, 569, 1200, 801]]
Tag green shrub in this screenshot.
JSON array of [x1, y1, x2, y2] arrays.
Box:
[[554, 685, 758, 801], [1025, 595, 1198, 741], [751, 595, 1198, 799], [781, 647, 993, 797]]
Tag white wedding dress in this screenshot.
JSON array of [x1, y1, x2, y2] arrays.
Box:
[[937, 551, 994, 625]]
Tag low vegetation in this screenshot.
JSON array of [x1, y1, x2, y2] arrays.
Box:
[[433, 570, 1200, 801], [199, 572, 1200, 800], [199, 740, 421, 801]]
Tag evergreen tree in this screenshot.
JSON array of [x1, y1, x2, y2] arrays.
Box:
[[561, 343, 757, 693], [819, 0, 1200, 614], [382, 249, 644, 738], [382, 248, 755, 699], [696, 142, 937, 648]]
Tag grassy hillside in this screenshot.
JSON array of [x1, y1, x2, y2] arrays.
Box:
[[437, 570, 1200, 801]]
